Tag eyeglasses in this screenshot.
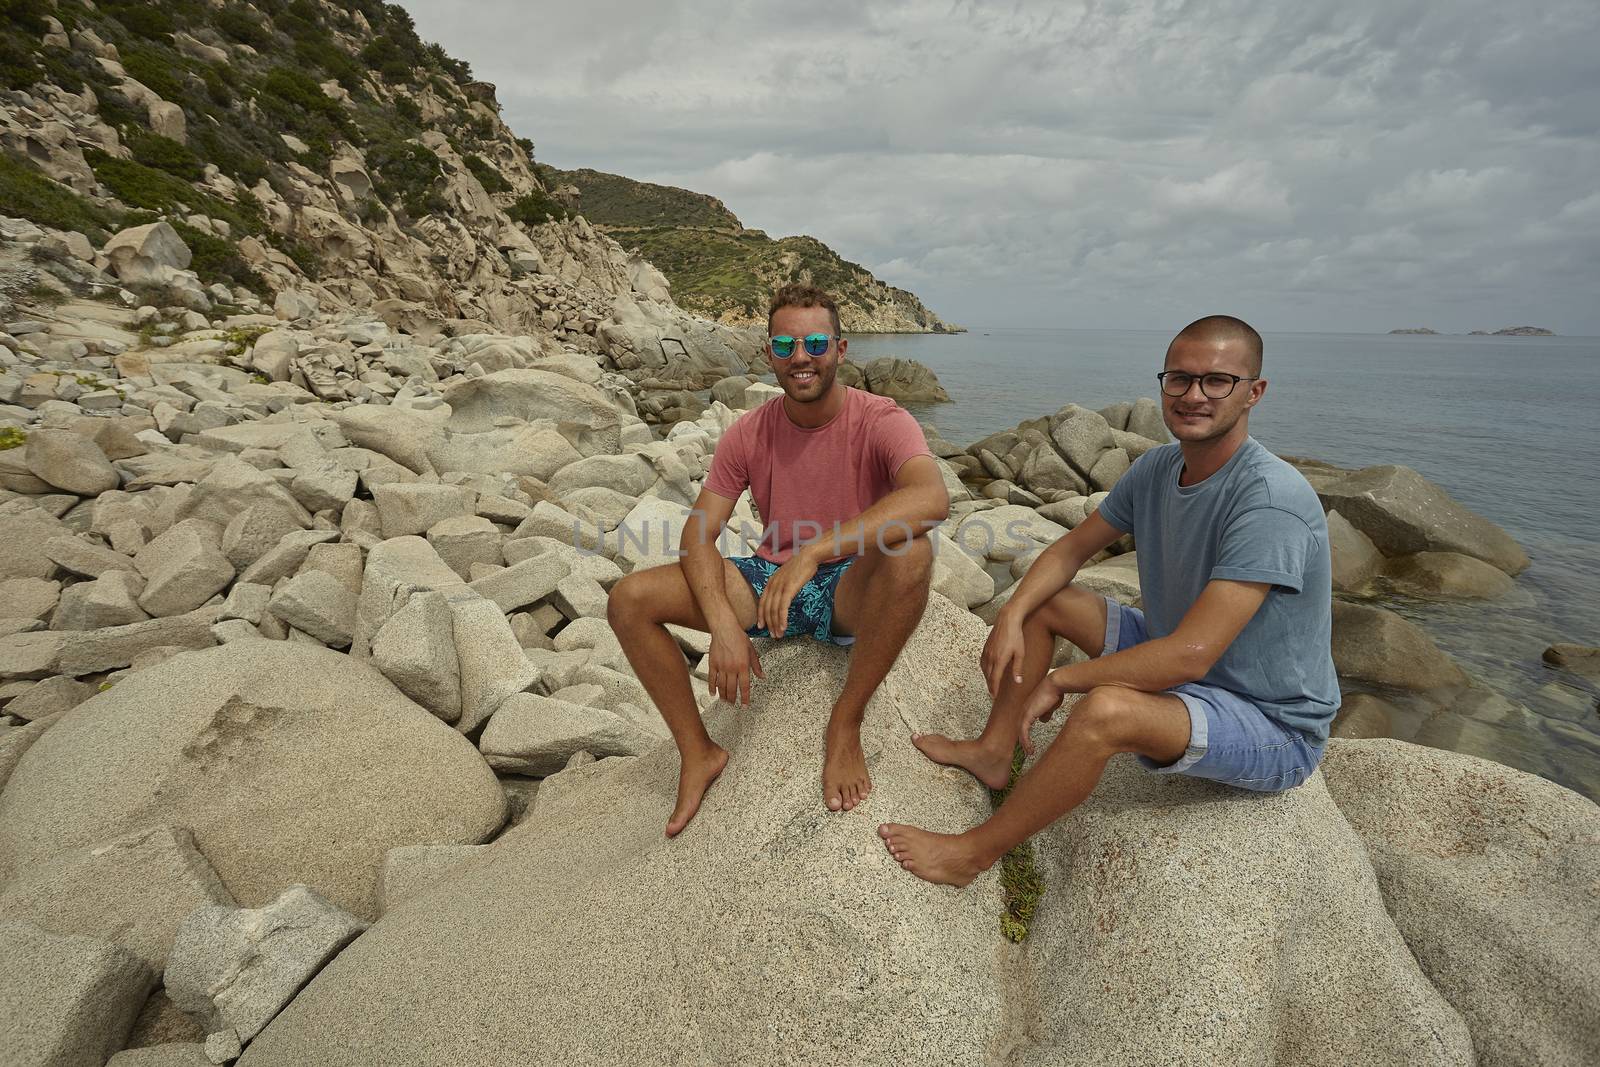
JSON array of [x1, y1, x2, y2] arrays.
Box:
[[769, 333, 838, 358], [1156, 371, 1259, 399]]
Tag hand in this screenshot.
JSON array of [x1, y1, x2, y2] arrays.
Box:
[[1017, 672, 1066, 756], [757, 550, 820, 639], [980, 615, 1026, 698], [707, 625, 765, 705]]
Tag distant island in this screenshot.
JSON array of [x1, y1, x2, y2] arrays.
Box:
[[1389, 326, 1555, 336]]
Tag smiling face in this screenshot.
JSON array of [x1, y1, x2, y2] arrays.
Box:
[[1160, 333, 1267, 444], [767, 304, 846, 405]]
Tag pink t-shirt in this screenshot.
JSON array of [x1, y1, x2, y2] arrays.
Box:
[[704, 387, 934, 563]]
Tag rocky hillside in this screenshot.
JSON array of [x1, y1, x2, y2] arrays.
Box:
[[542, 166, 961, 334], [0, 0, 766, 393]]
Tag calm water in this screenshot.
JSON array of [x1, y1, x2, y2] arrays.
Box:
[[846, 328, 1600, 800]]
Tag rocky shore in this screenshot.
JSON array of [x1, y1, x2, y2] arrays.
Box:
[[1, 3, 1594, 1063], [0, 208, 1595, 1066]]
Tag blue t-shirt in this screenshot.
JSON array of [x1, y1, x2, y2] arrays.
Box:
[[1097, 436, 1340, 740]]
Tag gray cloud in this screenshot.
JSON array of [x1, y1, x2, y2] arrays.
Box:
[[401, 0, 1600, 333]]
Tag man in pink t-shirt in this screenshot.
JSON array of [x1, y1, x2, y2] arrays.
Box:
[[608, 284, 950, 836]]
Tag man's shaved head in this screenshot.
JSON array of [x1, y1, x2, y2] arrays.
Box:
[[1169, 315, 1263, 375]]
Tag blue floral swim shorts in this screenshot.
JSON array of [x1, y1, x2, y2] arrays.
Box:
[[729, 555, 856, 645]]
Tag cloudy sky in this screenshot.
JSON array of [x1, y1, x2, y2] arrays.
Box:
[[402, 0, 1599, 334]]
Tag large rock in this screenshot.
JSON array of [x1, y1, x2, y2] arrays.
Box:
[[953, 504, 1067, 563], [1322, 740, 1600, 1067], [372, 483, 474, 539], [1542, 643, 1600, 684], [1124, 396, 1169, 442], [350, 536, 465, 658], [1017, 443, 1087, 496], [234, 596, 1009, 1066], [1326, 508, 1383, 593], [370, 590, 460, 722], [328, 405, 442, 476], [102, 221, 192, 284], [1381, 551, 1516, 599], [1331, 600, 1469, 691], [24, 427, 120, 496], [447, 592, 542, 734], [166, 885, 367, 1045], [442, 369, 624, 456], [858, 357, 950, 403], [0, 825, 235, 968], [1316, 465, 1529, 575], [0, 920, 156, 1067], [134, 519, 235, 618], [1048, 405, 1115, 478], [478, 692, 660, 774], [0, 642, 506, 919], [0, 507, 68, 580], [1018, 750, 1474, 1066]]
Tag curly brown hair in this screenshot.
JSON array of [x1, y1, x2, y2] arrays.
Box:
[[767, 283, 841, 337]]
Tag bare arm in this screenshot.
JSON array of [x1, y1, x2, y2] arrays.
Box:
[[793, 455, 951, 563], [1055, 578, 1270, 694], [997, 510, 1126, 625]]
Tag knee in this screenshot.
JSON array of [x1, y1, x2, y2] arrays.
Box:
[[606, 571, 649, 627], [1063, 686, 1136, 751], [876, 534, 933, 585]]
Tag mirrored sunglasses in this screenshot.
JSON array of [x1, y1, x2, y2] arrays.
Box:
[[769, 333, 838, 358]]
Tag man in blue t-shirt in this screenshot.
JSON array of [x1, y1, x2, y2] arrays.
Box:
[[879, 315, 1339, 886]]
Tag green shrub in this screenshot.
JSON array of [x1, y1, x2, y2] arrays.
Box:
[[189, 124, 268, 186], [93, 85, 146, 131], [394, 95, 423, 127], [359, 36, 412, 82], [516, 137, 535, 159], [201, 65, 233, 106], [0, 33, 42, 91], [507, 190, 567, 226], [216, 6, 272, 48], [260, 66, 347, 126], [85, 150, 197, 212], [367, 137, 444, 220], [102, 1, 176, 40], [120, 47, 188, 103], [129, 132, 205, 181], [0, 0, 47, 35], [293, 35, 363, 91], [426, 42, 470, 84], [169, 220, 267, 293], [0, 153, 119, 238], [85, 150, 267, 239], [0, 427, 27, 451], [267, 233, 322, 279], [464, 154, 508, 194]]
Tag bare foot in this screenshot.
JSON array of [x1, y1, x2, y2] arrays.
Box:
[[822, 720, 872, 812], [877, 823, 989, 887], [666, 745, 729, 837], [911, 733, 1013, 791]]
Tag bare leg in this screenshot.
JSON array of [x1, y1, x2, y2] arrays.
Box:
[[914, 584, 1109, 789], [824, 536, 934, 812], [608, 560, 757, 836], [880, 685, 1191, 885]]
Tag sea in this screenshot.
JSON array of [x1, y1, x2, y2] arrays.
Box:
[[844, 328, 1600, 801]]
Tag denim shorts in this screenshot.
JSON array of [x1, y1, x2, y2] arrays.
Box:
[[730, 555, 856, 645], [1103, 597, 1324, 792]]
